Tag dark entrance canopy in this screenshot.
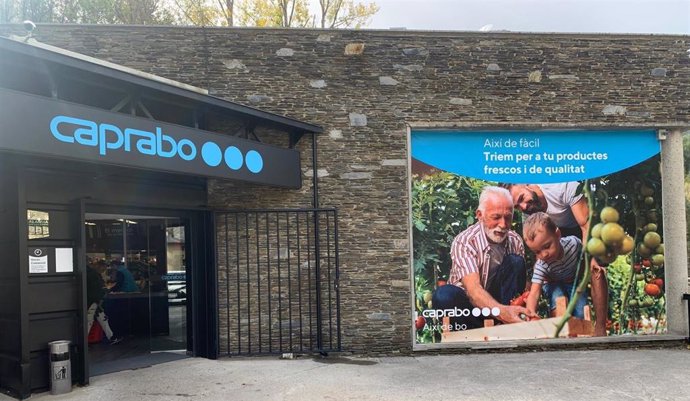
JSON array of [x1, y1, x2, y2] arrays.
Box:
[[0, 35, 322, 146]]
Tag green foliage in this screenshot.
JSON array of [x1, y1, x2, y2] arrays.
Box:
[[606, 255, 632, 332], [412, 172, 485, 343], [683, 132, 690, 172], [1, 0, 175, 24], [412, 172, 484, 283], [607, 255, 665, 334]]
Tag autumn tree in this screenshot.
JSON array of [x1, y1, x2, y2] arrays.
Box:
[[57, 0, 120, 24], [217, 0, 233, 26], [113, 0, 175, 25], [233, 0, 378, 28], [172, 0, 234, 26], [1, 0, 61, 23], [0, 0, 378, 28], [317, 0, 378, 29], [0, 0, 174, 24], [236, 0, 312, 28]]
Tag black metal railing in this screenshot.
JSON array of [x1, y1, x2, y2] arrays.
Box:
[[216, 208, 340, 356]]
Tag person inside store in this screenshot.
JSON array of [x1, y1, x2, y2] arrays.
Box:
[[86, 260, 122, 344], [108, 261, 140, 293], [501, 182, 607, 336], [432, 186, 538, 330]]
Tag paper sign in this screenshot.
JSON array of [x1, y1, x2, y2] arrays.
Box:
[[55, 248, 74, 273], [29, 248, 48, 273]]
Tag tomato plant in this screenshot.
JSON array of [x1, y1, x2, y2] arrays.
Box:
[[589, 155, 666, 336]]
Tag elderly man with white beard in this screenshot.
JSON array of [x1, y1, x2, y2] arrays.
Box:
[[432, 186, 537, 330]]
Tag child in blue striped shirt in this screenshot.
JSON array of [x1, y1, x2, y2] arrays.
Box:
[[523, 212, 587, 319]]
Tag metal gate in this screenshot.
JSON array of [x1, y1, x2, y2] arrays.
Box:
[[216, 208, 341, 356]]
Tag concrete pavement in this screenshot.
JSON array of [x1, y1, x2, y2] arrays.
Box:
[[5, 348, 690, 401]]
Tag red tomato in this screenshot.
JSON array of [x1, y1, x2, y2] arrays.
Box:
[[633, 264, 642, 273], [415, 316, 426, 330], [652, 278, 664, 288], [644, 283, 661, 297], [642, 259, 651, 267], [510, 291, 528, 307]]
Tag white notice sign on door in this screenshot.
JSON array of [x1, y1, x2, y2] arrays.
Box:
[[29, 255, 48, 273], [55, 248, 74, 273]]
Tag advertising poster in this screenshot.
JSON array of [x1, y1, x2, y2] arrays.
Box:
[[411, 130, 666, 344]]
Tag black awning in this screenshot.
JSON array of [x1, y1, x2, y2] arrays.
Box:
[[0, 35, 323, 139]]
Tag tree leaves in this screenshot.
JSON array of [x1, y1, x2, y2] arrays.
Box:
[[1, 0, 379, 28], [412, 172, 483, 283]]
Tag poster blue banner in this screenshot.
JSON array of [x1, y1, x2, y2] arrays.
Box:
[[411, 129, 660, 184]]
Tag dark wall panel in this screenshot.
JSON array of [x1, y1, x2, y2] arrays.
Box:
[[0, 155, 22, 397], [26, 278, 79, 314], [0, 242, 19, 280], [0, 278, 19, 313], [0, 319, 20, 354], [29, 352, 48, 391], [28, 312, 79, 352], [0, 155, 20, 277], [0, 298, 20, 355], [0, 359, 22, 398]]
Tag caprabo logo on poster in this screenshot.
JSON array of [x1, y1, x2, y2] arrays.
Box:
[[422, 306, 501, 318], [49, 115, 264, 173]]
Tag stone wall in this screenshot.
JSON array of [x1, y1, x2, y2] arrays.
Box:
[[3, 24, 689, 354]]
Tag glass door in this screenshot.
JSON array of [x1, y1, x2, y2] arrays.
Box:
[[85, 213, 189, 368], [149, 218, 188, 352]]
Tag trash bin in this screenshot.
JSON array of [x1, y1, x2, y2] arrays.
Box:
[[48, 340, 71, 395]]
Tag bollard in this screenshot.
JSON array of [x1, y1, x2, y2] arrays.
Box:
[[48, 340, 72, 395]]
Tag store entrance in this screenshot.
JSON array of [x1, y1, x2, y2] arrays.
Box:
[[84, 213, 190, 373]]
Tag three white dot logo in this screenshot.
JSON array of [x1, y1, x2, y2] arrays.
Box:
[[471, 307, 501, 317]]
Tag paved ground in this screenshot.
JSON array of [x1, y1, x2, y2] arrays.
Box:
[[5, 348, 690, 400]]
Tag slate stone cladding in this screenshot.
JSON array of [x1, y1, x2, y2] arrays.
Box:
[[3, 24, 688, 354]]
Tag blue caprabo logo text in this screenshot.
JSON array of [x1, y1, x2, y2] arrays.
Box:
[[49, 115, 264, 173]]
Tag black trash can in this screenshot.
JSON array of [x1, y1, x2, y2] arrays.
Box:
[[48, 340, 72, 395]]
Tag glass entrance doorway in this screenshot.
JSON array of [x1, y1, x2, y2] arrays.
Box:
[[84, 213, 189, 371]]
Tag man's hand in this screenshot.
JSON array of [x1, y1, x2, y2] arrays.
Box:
[[498, 305, 538, 323], [462, 273, 539, 324]]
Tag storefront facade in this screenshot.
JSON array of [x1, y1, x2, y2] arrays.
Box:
[[0, 24, 689, 398], [0, 34, 323, 398]]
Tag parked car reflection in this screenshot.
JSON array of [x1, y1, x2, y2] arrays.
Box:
[[163, 271, 186, 305]]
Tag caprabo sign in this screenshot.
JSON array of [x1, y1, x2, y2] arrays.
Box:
[[0, 89, 300, 187], [49, 115, 266, 174]]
